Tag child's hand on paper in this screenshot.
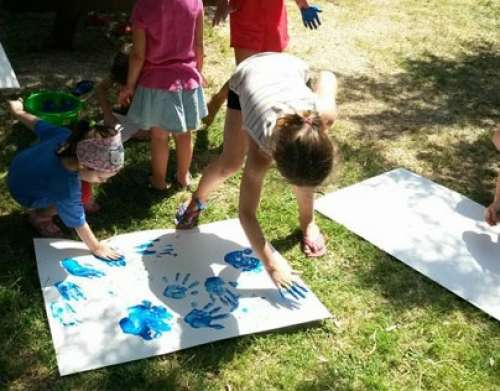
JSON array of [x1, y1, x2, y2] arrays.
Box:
[[93, 242, 123, 261], [266, 261, 301, 290]]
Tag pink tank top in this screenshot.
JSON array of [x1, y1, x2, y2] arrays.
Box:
[[132, 0, 202, 91]]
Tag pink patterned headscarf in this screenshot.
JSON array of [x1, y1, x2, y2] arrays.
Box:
[[76, 132, 124, 173]]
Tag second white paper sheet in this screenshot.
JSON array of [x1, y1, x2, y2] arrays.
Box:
[[315, 168, 500, 321]]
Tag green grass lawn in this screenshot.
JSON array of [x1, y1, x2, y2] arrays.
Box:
[[1, 0, 500, 389]]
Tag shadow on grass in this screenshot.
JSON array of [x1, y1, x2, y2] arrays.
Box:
[[339, 42, 500, 138]]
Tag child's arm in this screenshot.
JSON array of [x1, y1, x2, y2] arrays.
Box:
[[8, 99, 39, 130], [194, 7, 204, 75], [96, 78, 119, 127], [313, 70, 338, 128], [239, 140, 300, 288], [75, 223, 122, 260], [119, 26, 146, 106]]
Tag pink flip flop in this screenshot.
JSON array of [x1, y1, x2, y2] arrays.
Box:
[[301, 232, 327, 257]]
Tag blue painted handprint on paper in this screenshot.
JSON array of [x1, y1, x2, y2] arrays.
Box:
[[224, 248, 263, 272], [119, 300, 173, 341], [55, 281, 86, 301], [94, 254, 126, 267], [135, 241, 157, 256], [184, 303, 229, 330], [50, 301, 80, 327], [60, 258, 105, 278], [279, 282, 309, 301], [158, 243, 178, 257], [204, 277, 239, 312], [163, 273, 199, 300]]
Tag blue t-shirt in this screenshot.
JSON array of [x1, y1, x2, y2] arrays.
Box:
[[7, 121, 85, 228]]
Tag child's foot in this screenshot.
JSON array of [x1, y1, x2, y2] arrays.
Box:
[[27, 212, 63, 238], [175, 197, 207, 229], [84, 201, 101, 214], [301, 224, 327, 257], [175, 173, 192, 191], [149, 176, 169, 192]]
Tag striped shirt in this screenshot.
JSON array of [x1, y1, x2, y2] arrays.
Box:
[[229, 52, 318, 154]]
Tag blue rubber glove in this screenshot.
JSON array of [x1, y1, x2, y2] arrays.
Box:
[[301, 6, 322, 30]]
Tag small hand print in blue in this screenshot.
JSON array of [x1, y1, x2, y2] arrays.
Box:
[[300, 5, 322, 29], [158, 243, 178, 257], [184, 303, 229, 330], [94, 253, 126, 267], [55, 281, 86, 301], [50, 301, 80, 327], [135, 241, 157, 255], [279, 282, 309, 301], [119, 300, 173, 341], [60, 258, 105, 278], [224, 248, 263, 272], [163, 273, 200, 300], [205, 276, 239, 311]]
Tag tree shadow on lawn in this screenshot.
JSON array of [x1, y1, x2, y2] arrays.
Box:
[[340, 42, 500, 139]]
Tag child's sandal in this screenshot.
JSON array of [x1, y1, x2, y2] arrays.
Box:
[[175, 197, 207, 229], [27, 213, 63, 238]]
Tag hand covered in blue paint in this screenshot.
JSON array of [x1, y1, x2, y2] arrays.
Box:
[[266, 262, 303, 291], [300, 5, 322, 29], [92, 242, 123, 261], [184, 303, 229, 330]]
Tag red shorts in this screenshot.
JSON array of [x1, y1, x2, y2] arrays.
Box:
[[229, 0, 289, 52]]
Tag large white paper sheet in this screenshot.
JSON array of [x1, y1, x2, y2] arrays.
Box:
[[315, 168, 500, 321], [34, 219, 331, 376], [0, 43, 19, 89]]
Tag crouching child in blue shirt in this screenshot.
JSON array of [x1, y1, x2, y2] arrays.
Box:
[[7, 99, 124, 261]]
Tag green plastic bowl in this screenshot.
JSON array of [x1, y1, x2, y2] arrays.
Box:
[[25, 91, 83, 126]]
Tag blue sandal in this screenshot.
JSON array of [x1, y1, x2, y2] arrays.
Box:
[[175, 197, 207, 229]]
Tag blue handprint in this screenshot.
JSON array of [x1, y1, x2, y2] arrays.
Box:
[[119, 300, 173, 340], [158, 243, 178, 257], [55, 281, 86, 301], [279, 282, 309, 301], [224, 248, 263, 272], [50, 301, 80, 327], [94, 254, 126, 267], [301, 5, 322, 29], [135, 241, 157, 255], [162, 273, 200, 300], [184, 303, 229, 330], [60, 258, 105, 279], [204, 277, 239, 312]]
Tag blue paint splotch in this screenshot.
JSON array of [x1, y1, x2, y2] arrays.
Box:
[[205, 277, 239, 311], [184, 303, 229, 330], [94, 254, 126, 267], [163, 273, 199, 300], [50, 301, 80, 327], [135, 241, 157, 256], [55, 281, 86, 301], [119, 300, 173, 340], [279, 282, 309, 301], [60, 258, 105, 278], [158, 244, 178, 257], [224, 248, 263, 272]]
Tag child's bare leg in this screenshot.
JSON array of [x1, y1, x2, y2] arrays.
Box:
[[150, 127, 170, 190], [195, 108, 247, 203], [173, 131, 193, 187], [203, 47, 258, 127]]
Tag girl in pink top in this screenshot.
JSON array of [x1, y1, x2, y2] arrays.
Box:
[[120, 0, 207, 191]]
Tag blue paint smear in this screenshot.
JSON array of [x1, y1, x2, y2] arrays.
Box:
[[204, 277, 240, 311], [50, 301, 80, 327], [55, 281, 86, 301], [158, 243, 178, 257], [119, 300, 173, 340], [279, 282, 309, 301], [135, 241, 157, 255], [184, 303, 229, 330], [94, 254, 126, 267], [60, 258, 105, 278], [242, 308, 248, 313], [224, 248, 263, 272], [163, 273, 200, 300]]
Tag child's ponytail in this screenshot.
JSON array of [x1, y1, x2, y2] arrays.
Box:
[[56, 120, 92, 158]]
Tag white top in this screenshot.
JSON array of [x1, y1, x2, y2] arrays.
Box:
[[0, 43, 20, 89], [229, 53, 318, 154]]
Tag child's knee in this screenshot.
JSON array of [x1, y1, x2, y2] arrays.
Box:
[[151, 128, 169, 140]]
